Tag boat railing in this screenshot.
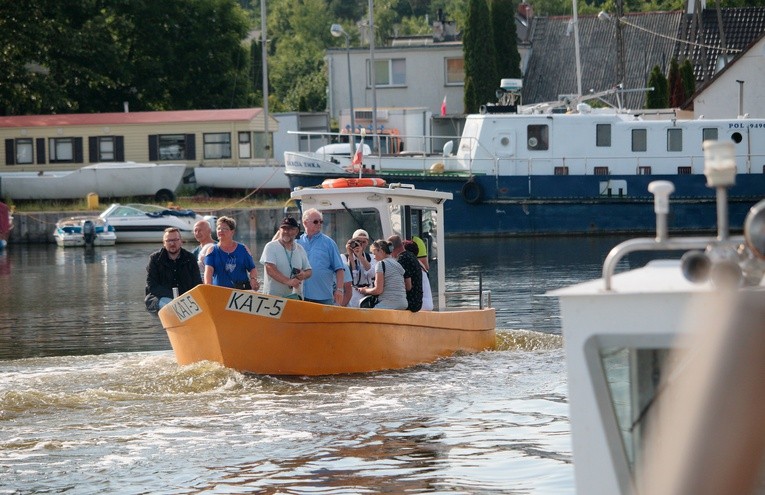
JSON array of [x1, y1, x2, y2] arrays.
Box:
[[603, 141, 765, 291], [443, 273, 492, 309]]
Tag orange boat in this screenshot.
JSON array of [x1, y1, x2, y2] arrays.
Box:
[[159, 182, 496, 375]]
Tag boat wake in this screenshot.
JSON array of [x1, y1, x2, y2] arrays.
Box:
[[495, 329, 563, 351]]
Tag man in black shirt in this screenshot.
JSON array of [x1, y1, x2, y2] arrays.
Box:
[[388, 235, 422, 312], [144, 227, 202, 312]]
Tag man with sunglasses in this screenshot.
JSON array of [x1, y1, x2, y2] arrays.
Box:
[[144, 227, 202, 312], [297, 208, 346, 305]]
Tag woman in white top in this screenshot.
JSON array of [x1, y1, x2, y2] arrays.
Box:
[[356, 240, 407, 310], [341, 237, 375, 308]]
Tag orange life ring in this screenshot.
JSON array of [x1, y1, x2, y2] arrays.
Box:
[[321, 178, 387, 189]]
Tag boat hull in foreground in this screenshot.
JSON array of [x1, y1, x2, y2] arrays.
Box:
[[159, 284, 496, 376]]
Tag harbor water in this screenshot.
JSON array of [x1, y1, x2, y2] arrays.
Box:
[[0, 236, 630, 494]]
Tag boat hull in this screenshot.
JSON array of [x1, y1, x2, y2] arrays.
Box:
[[193, 166, 290, 193], [287, 172, 765, 235], [159, 284, 496, 376]]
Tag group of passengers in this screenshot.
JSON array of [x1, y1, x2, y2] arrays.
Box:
[[144, 208, 432, 313]]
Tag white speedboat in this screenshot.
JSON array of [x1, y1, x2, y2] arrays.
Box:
[[99, 203, 215, 243], [550, 141, 765, 494], [53, 216, 117, 247], [0, 162, 185, 201]]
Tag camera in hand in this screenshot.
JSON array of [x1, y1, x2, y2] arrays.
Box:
[[291, 268, 300, 278]]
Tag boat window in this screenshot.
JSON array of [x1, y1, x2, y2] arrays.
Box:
[[594, 166, 609, 176], [638, 166, 651, 175], [596, 124, 611, 147], [632, 129, 647, 152], [320, 209, 383, 247], [599, 347, 672, 477], [527, 125, 549, 150], [667, 128, 683, 152], [203, 133, 232, 160], [677, 166, 692, 175], [238, 132, 251, 159], [702, 128, 718, 142], [14, 138, 34, 164], [554, 166, 569, 176]]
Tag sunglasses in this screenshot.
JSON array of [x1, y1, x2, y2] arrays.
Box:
[[311, 220, 323, 225]]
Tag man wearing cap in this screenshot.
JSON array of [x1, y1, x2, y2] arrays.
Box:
[[260, 217, 312, 298], [297, 208, 346, 305]]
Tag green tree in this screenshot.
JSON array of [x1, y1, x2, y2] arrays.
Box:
[[463, 0, 498, 113], [490, 0, 521, 79], [646, 65, 668, 109], [668, 58, 685, 107], [680, 58, 696, 100]]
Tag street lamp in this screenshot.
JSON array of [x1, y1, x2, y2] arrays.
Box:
[[331, 23, 356, 155]]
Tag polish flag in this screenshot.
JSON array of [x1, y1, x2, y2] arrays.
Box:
[[440, 95, 447, 116], [351, 144, 363, 167]]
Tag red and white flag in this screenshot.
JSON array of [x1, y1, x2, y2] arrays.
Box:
[[440, 95, 447, 116], [351, 144, 363, 167]]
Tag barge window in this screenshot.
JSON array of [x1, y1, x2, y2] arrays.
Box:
[[667, 128, 682, 152], [596, 124, 611, 147], [702, 128, 718, 142], [238, 132, 251, 159], [445, 57, 464, 85], [632, 129, 647, 152], [15, 138, 34, 164], [527, 125, 549, 150], [49, 137, 82, 164], [678, 166, 692, 175], [638, 166, 651, 175], [594, 166, 609, 175], [204, 133, 232, 160], [554, 166, 569, 175]]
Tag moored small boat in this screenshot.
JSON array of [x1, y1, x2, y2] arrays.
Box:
[[159, 182, 496, 375], [53, 216, 116, 247], [99, 203, 216, 243]]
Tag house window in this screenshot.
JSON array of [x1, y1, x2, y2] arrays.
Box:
[[554, 166, 569, 175], [638, 166, 652, 175], [596, 124, 611, 147], [667, 128, 682, 152], [15, 138, 34, 164], [88, 136, 124, 162], [594, 166, 609, 175], [97, 137, 115, 161], [678, 166, 692, 175], [702, 128, 718, 142], [527, 125, 549, 150], [445, 57, 464, 85], [158, 134, 186, 160], [238, 132, 251, 159], [632, 129, 647, 152], [203, 132, 232, 159], [370, 58, 406, 87], [49, 137, 84, 164]]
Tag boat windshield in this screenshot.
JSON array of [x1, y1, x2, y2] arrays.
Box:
[[320, 209, 383, 244]]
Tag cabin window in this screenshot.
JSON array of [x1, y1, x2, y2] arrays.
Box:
[[527, 125, 549, 150], [49, 137, 83, 164], [554, 166, 569, 175], [632, 129, 647, 152], [445, 57, 464, 85], [638, 166, 651, 175], [677, 166, 692, 175], [238, 132, 251, 159], [596, 124, 611, 147], [702, 128, 718, 142], [157, 134, 186, 160], [15, 138, 34, 164], [667, 128, 682, 152], [369, 58, 406, 87], [203, 132, 232, 160], [594, 166, 609, 175]]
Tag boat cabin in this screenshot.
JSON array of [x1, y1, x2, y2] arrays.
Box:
[[290, 183, 480, 311]]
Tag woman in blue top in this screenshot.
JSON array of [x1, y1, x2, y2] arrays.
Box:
[[203, 216, 259, 290]]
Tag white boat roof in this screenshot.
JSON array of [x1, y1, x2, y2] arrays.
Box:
[[290, 184, 453, 207], [550, 260, 715, 297]]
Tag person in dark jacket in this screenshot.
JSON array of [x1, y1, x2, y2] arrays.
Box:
[[144, 227, 202, 312]]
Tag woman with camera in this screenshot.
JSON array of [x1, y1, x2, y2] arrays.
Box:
[[342, 237, 375, 308], [356, 240, 408, 310]]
